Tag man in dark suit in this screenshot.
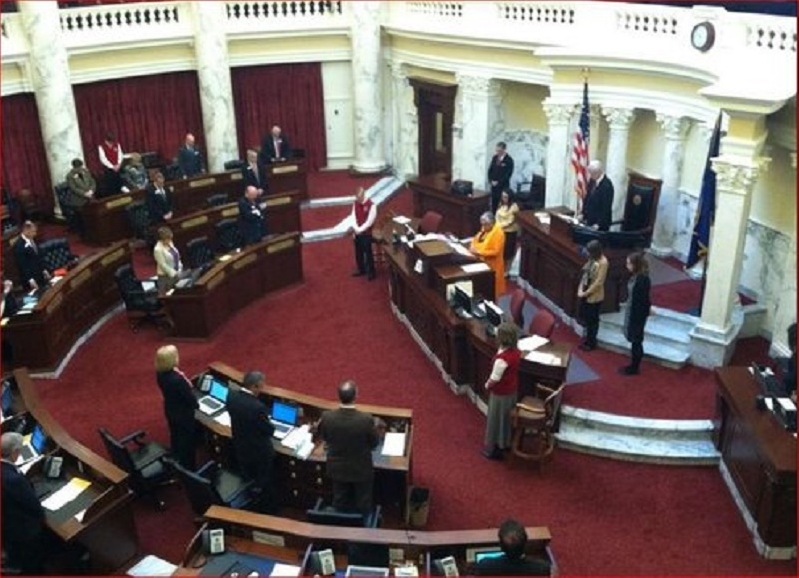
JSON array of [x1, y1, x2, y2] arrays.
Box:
[[581, 160, 614, 232], [241, 149, 265, 194], [145, 171, 174, 227], [317, 381, 380, 515], [1, 432, 46, 575], [176, 133, 205, 179], [226, 371, 277, 514], [13, 221, 50, 291], [470, 519, 551, 576], [487, 141, 514, 213], [238, 186, 267, 246], [259, 125, 292, 165]]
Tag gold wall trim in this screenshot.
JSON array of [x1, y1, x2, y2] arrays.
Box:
[[189, 178, 216, 188], [69, 269, 92, 290], [105, 196, 132, 209], [181, 215, 209, 229], [221, 207, 240, 218], [265, 196, 292, 207], [233, 253, 257, 269], [267, 238, 296, 254], [271, 165, 299, 175]]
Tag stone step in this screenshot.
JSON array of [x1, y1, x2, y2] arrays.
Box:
[[596, 326, 690, 368], [599, 308, 695, 344], [560, 405, 713, 440]]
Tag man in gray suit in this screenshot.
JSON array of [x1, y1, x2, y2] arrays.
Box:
[[317, 380, 380, 515]]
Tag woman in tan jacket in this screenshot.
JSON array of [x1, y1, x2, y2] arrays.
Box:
[[577, 239, 608, 351], [153, 226, 183, 296]]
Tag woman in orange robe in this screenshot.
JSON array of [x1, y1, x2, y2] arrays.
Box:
[[470, 211, 506, 296]]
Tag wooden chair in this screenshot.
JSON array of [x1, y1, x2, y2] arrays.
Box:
[[418, 210, 443, 234], [509, 383, 565, 463], [371, 210, 395, 268], [508, 288, 526, 328], [528, 308, 556, 339]]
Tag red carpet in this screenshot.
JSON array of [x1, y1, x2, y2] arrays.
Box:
[[18, 178, 794, 575], [306, 169, 381, 199]]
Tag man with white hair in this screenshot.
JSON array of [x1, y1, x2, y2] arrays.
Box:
[[1, 432, 45, 574], [580, 160, 614, 232]]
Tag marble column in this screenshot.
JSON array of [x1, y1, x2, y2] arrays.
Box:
[[389, 61, 416, 178], [651, 114, 689, 256], [190, 1, 238, 173], [18, 0, 83, 216], [690, 155, 770, 367], [542, 102, 573, 209], [455, 73, 501, 189], [602, 107, 635, 221], [350, 2, 386, 173]]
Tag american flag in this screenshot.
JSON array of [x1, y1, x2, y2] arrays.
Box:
[[571, 80, 590, 199]]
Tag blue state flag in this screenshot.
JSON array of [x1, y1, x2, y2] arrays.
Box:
[[686, 114, 722, 269]]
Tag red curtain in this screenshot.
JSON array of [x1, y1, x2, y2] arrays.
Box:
[[73, 71, 204, 176], [1, 93, 54, 212], [232, 63, 327, 171]]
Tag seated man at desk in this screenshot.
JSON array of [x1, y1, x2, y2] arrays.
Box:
[[1, 432, 46, 575], [145, 171, 174, 227], [470, 211, 506, 296], [469, 519, 550, 576], [259, 125, 291, 164], [238, 186, 267, 246], [317, 381, 380, 515], [226, 371, 277, 514], [13, 220, 51, 291]]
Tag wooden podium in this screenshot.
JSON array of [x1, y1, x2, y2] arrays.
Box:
[[264, 158, 308, 201], [408, 174, 491, 238]]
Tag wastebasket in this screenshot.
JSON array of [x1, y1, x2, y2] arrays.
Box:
[[406, 486, 430, 528]]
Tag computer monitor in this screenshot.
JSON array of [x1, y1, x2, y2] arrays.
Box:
[[271, 400, 299, 425], [209, 379, 229, 402], [1, 382, 13, 414], [30, 423, 47, 454], [465, 546, 503, 564], [452, 284, 472, 313], [306, 507, 365, 528], [484, 301, 503, 327]]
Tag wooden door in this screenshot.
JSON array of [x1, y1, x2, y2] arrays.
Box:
[[409, 78, 457, 177]]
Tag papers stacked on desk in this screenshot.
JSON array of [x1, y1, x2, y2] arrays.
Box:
[[525, 350, 561, 366], [213, 410, 231, 427], [392, 216, 412, 225], [42, 477, 91, 511], [518, 335, 549, 352], [461, 262, 491, 273], [535, 212, 551, 225], [270, 563, 302, 576], [282, 425, 314, 460], [127, 554, 178, 576], [449, 241, 472, 257], [381, 432, 406, 457]]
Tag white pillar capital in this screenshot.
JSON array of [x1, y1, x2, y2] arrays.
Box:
[[711, 156, 771, 195], [542, 102, 573, 126], [455, 73, 500, 98], [389, 61, 407, 82], [656, 114, 689, 141], [602, 107, 636, 130], [454, 74, 503, 188]]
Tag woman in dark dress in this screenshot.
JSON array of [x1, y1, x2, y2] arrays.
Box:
[[155, 344, 199, 469], [620, 252, 651, 375]]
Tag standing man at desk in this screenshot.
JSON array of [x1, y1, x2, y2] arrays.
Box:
[[242, 149, 265, 195], [348, 187, 377, 281], [13, 220, 51, 291], [146, 171, 174, 227], [580, 160, 614, 232], [1, 432, 46, 575], [238, 186, 267, 246], [469, 519, 550, 576], [226, 371, 277, 514], [177, 133, 205, 179], [98, 132, 125, 198], [260, 125, 291, 165], [487, 141, 514, 213], [318, 381, 380, 515]]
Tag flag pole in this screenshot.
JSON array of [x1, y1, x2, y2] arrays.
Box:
[[698, 254, 708, 316]]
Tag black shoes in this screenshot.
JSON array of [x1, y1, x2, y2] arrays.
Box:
[[579, 342, 596, 351], [618, 365, 639, 376], [482, 447, 504, 460]]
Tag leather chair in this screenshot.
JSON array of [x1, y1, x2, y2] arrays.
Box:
[[53, 182, 81, 233], [514, 174, 546, 211], [509, 383, 565, 463], [163, 163, 182, 181], [306, 497, 382, 528], [125, 200, 152, 246], [215, 218, 243, 253], [38, 238, 78, 272], [609, 172, 662, 249], [168, 459, 255, 520], [206, 193, 229, 207], [528, 308, 556, 339], [98, 427, 173, 509], [114, 264, 172, 332], [186, 236, 215, 270], [418, 210, 443, 235], [508, 288, 526, 328], [223, 159, 245, 171]]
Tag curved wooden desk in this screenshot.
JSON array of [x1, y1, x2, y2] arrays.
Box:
[[162, 232, 303, 339], [195, 362, 413, 518], [2, 241, 131, 373], [7, 368, 138, 573]]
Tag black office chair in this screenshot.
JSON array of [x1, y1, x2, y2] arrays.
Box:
[[206, 193, 229, 207], [163, 163, 182, 181], [168, 459, 256, 521], [125, 200, 152, 246], [185, 236, 215, 270], [53, 182, 82, 233], [98, 427, 174, 510], [39, 238, 78, 272], [515, 174, 546, 210], [215, 218, 243, 253], [114, 264, 172, 332], [306, 497, 382, 528], [223, 159, 245, 171]]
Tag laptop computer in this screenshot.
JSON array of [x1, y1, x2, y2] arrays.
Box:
[[198, 378, 229, 416], [17, 423, 47, 464], [269, 400, 299, 440]]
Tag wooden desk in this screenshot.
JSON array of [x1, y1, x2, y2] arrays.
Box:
[[162, 233, 303, 340], [167, 193, 303, 256], [408, 174, 491, 238], [176, 505, 553, 576], [385, 241, 571, 395], [81, 171, 248, 245], [2, 242, 130, 372], [195, 362, 413, 518], [9, 369, 138, 573], [517, 210, 628, 319], [264, 158, 309, 201], [714, 367, 796, 556]]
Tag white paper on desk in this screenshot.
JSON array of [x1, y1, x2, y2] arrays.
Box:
[[392, 216, 411, 225], [449, 242, 472, 257], [270, 563, 302, 577], [281, 424, 310, 449], [50, 276, 64, 285], [381, 432, 406, 457], [777, 397, 796, 411], [415, 233, 445, 242], [394, 565, 420, 577], [765, 398, 774, 411], [141, 280, 156, 292], [525, 350, 559, 366], [127, 554, 178, 576], [218, 254, 233, 262], [74, 508, 86, 523], [295, 438, 315, 460], [213, 411, 231, 427], [461, 262, 491, 273], [42, 477, 91, 511], [518, 335, 549, 352]]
